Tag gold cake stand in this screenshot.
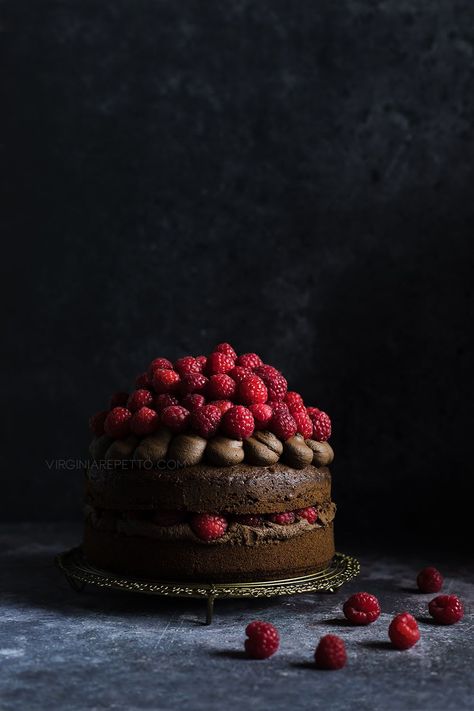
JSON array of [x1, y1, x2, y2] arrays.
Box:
[[55, 547, 360, 624]]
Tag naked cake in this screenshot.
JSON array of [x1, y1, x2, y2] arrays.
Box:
[[84, 343, 335, 582]]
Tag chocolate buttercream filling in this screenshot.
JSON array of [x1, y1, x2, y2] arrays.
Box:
[[85, 501, 336, 546]]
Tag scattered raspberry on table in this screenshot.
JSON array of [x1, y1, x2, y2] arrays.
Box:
[[388, 612, 420, 649], [343, 592, 381, 625], [245, 621, 280, 659], [314, 634, 347, 669], [417, 566, 443, 593], [428, 595, 464, 624]]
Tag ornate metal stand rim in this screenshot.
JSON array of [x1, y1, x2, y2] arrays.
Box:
[[55, 547, 360, 624]]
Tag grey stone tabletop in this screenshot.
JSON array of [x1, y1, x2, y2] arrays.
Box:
[[1, 524, 472, 711]]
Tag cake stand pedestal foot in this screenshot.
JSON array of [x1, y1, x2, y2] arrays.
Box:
[[66, 575, 86, 593], [206, 595, 215, 625]]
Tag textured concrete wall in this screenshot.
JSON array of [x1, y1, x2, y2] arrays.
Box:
[[2, 2, 473, 546]]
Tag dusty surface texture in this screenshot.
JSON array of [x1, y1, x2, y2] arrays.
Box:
[[1, 524, 472, 710]]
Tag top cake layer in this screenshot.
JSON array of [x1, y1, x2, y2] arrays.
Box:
[[88, 342, 333, 470], [86, 461, 332, 514]]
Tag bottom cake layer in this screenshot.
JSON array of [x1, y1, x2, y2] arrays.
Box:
[[83, 521, 335, 582]]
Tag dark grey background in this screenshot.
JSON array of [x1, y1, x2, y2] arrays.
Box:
[[1, 1, 473, 552]]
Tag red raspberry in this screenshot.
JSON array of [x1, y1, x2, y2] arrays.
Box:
[[161, 405, 190, 433], [236, 353, 263, 369], [296, 506, 318, 524], [154, 393, 180, 411], [255, 364, 279, 377], [221, 405, 255, 439], [89, 410, 108, 437], [174, 356, 201, 375], [308, 408, 332, 441], [235, 514, 264, 526], [110, 391, 129, 408], [191, 513, 228, 541], [190, 404, 222, 438], [267, 400, 289, 415], [180, 372, 208, 394], [130, 407, 159, 436], [388, 612, 420, 649], [238, 374, 268, 405], [428, 595, 464, 625], [147, 357, 173, 377], [153, 510, 187, 526], [268, 511, 296, 525], [314, 635, 347, 670], [135, 373, 150, 389], [209, 399, 233, 414], [270, 410, 297, 440], [284, 391, 305, 412], [229, 365, 252, 384], [293, 409, 313, 438], [215, 342, 237, 360], [206, 352, 235, 375], [104, 407, 132, 438], [343, 592, 381, 625], [181, 393, 206, 412], [196, 355, 207, 371], [417, 567, 443, 593], [151, 368, 181, 394], [245, 621, 280, 659], [127, 389, 153, 412], [254, 367, 287, 401], [207, 374, 236, 400], [249, 403, 273, 429]]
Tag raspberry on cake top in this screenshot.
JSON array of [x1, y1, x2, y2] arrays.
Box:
[[88, 342, 333, 471]]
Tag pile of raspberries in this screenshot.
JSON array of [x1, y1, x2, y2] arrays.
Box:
[[89, 343, 332, 443], [243, 568, 464, 665]]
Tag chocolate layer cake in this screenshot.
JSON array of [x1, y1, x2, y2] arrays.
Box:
[[84, 344, 336, 582]]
